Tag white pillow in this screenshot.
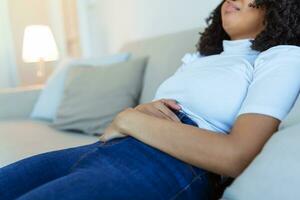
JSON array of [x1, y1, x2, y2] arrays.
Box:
[[31, 53, 131, 121]]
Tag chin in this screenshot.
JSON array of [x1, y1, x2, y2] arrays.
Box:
[[222, 23, 237, 36], [222, 16, 239, 28]]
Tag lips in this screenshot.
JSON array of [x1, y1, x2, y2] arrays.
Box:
[[224, 0, 241, 13]]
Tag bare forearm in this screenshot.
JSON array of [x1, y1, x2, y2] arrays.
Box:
[[119, 110, 241, 177]]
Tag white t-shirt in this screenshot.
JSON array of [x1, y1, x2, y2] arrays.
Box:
[[153, 39, 300, 134]]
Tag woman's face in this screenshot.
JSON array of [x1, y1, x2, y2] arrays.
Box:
[[221, 0, 266, 40]]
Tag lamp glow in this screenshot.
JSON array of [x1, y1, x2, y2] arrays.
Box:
[[22, 25, 59, 77]]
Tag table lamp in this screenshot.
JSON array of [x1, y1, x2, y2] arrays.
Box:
[[22, 25, 59, 78]]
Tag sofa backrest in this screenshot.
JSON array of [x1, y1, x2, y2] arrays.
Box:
[[121, 28, 202, 104], [280, 97, 300, 129]]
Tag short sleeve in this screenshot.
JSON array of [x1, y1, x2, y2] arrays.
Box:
[[175, 52, 202, 74], [237, 46, 300, 121]]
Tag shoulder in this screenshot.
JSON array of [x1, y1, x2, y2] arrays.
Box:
[[255, 45, 300, 70], [257, 45, 300, 62], [181, 52, 204, 65]]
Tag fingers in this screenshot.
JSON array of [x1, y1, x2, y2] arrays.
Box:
[[99, 135, 108, 142], [154, 101, 181, 122], [100, 132, 126, 142], [160, 99, 181, 110], [100, 125, 126, 142], [136, 106, 167, 119], [134, 100, 182, 122], [99, 126, 113, 142]]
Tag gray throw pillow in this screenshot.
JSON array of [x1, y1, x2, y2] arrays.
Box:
[[52, 57, 147, 135]]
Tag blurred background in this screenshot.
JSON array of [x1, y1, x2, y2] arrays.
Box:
[[0, 0, 220, 89]]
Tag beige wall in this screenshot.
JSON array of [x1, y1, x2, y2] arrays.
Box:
[[80, 0, 221, 56], [8, 0, 51, 85], [8, 0, 71, 86], [8, 0, 220, 85], [62, 0, 81, 57]]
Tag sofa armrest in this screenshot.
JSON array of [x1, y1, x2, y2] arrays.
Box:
[[0, 85, 42, 120]]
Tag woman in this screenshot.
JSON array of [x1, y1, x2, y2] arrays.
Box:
[[1, 0, 300, 199]]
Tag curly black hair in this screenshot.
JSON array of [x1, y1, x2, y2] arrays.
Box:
[[197, 0, 300, 56]]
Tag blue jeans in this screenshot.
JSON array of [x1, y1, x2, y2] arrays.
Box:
[[0, 110, 214, 200]]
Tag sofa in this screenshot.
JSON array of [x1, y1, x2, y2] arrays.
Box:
[[0, 28, 202, 167], [1, 28, 300, 199]]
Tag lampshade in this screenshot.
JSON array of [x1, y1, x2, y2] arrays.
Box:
[[22, 25, 59, 63]]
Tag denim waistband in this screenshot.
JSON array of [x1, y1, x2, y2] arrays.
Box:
[[173, 109, 198, 127]]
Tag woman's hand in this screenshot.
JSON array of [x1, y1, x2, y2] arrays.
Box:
[[134, 99, 182, 123], [99, 121, 126, 143], [100, 99, 182, 142], [99, 108, 134, 142]]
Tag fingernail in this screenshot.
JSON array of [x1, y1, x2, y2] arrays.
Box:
[[99, 136, 104, 142]]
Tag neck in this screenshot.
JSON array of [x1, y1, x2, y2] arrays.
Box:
[[230, 35, 255, 40], [229, 30, 262, 40], [222, 38, 260, 57]]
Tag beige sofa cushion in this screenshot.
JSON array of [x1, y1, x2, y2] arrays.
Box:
[[0, 86, 41, 120], [0, 120, 98, 167]]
